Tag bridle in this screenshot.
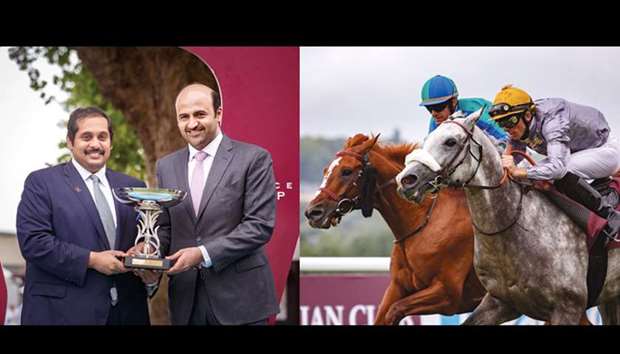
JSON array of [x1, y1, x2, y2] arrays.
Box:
[[319, 147, 441, 245], [319, 149, 379, 219], [318, 143, 450, 281], [417, 119, 531, 236], [426, 120, 509, 191]]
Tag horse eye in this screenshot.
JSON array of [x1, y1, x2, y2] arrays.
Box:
[[444, 138, 457, 147], [341, 169, 353, 177]]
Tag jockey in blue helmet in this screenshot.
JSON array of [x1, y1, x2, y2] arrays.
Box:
[[421, 75, 508, 145]]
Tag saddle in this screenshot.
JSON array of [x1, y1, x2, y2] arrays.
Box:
[[538, 176, 620, 308]]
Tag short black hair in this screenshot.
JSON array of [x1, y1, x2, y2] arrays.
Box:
[[211, 89, 221, 111], [67, 107, 113, 143]]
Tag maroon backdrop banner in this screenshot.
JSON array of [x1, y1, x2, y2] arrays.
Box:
[[300, 274, 421, 325], [184, 47, 299, 305]]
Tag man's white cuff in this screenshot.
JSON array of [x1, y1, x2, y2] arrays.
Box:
[[198, 245, 212, 268]]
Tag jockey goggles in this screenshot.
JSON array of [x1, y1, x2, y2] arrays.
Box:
[[488, 102, 532, 121], [495, 114, 522, 129], [425, 100, 451, 113]]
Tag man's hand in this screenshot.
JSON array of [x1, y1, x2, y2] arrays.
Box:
[[127, 241, 148, 256], [126, 242, 163, 284], [88, 250, 129, 275], [501, 154, 516, 171], [166, 247, 203, 275], [501, 154, 528, 179]]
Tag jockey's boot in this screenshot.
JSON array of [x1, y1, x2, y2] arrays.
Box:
[[555, 172, 620, 241]]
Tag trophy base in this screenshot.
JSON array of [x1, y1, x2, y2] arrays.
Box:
[[124, 256, 171, 270]]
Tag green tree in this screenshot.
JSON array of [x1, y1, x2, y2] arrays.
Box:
[[300, 136, 347, 184], [8, 46, 218, 186], [9, 47, 146, 180], [300, 199, 394, 257]]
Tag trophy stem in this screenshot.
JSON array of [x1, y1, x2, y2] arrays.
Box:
[[136, 206, 162, 259], [114, 187, 185, 271]]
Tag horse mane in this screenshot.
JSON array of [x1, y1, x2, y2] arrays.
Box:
[[344, 133, 419, 162], [379, 142, 418, 160], [450, 116, 506, 156]]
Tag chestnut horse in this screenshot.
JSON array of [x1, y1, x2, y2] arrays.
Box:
[[304, 134, 486, 325]]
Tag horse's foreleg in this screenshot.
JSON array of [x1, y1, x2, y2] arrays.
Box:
[[547, 293, 587, 325], [462, 293, 520, 325], [375, 281, 405, 325], [544, 312, 591, 325], [579, 313, 592, 325], [548, 309, 584, 325], [384, 281, 453, 325], [599, 299, 620, 325]]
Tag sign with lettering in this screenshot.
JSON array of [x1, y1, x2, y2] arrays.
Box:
[[300, 274, 602, 325]]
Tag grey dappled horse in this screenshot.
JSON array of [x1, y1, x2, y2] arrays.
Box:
[[394, 109, 620, 325]]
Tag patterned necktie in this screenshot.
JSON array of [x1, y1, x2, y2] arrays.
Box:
[[190, 151, 208, 216], [90, 175, 116, 250]]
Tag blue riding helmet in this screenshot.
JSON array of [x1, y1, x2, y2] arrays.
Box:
[[420, 75, 459, 106]]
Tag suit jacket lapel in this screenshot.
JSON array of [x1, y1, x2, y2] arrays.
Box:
[[197, 135, 234, 220], [106, 170, 128, 250], [173, 147, 197, 223], [62, 162, 110, 250]]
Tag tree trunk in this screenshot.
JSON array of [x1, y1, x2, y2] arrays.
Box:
[[76, 47, 218, 325], [76, 47, 218, 187]]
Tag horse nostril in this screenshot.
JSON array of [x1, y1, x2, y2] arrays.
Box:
[[401, 174, 418, 188], [305, 208, 324, 221]]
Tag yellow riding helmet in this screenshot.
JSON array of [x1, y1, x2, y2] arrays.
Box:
[[489, 84, 534, 121]]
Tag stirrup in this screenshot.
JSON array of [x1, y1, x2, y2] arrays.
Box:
[[605, 230, 620, 243], [601, 223, 620, 242], [604, 189, 620, 209]]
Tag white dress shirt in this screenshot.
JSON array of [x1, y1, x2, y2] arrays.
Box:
[[71, 159, 117, 227], [187, 132, 223, 268]]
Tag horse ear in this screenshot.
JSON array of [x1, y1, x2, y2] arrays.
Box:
[[370, 133, 381, 147], [359, 133, 381, 153], [463, 108, 483, 130]]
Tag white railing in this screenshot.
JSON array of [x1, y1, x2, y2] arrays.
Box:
[[301, 257, 389, 273]]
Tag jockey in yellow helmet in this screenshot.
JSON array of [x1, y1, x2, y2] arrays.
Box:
[[489, 84, 620, 241]]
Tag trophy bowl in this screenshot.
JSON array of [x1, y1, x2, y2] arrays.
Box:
[[113, 187, 186, 270]]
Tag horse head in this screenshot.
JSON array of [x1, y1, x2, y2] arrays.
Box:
[[304, 133, 381, 229], [396, 109, 486, 204]]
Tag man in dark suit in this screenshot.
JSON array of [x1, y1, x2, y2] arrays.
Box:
[[16, 107, 151, 325], [147, 83, 278, 325]]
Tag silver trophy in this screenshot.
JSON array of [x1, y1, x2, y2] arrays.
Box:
[[113, 187, 186, 270]]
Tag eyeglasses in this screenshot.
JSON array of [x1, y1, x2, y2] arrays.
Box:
[[425, 101, 451, 113], [496, 114, 521, 129]]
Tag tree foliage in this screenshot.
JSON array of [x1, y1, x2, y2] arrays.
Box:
[[300, 136, 346, 184], [8, 46, 146, 180]]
